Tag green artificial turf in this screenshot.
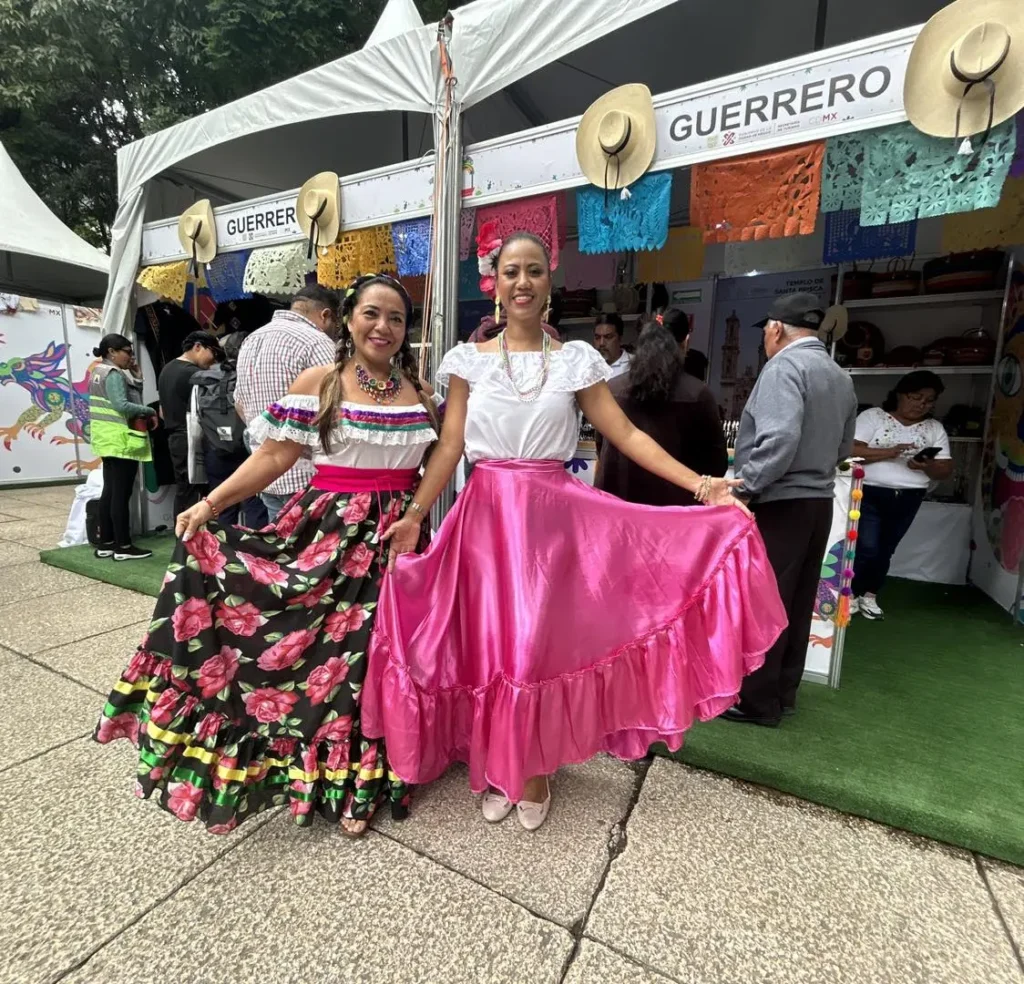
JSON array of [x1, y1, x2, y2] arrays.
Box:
[[661, 579, 1024, 864], [40, 534, 174, 597]]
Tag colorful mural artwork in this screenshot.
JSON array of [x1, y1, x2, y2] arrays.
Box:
[[0, 342, 98, 472], [815, 539, 845, 621]]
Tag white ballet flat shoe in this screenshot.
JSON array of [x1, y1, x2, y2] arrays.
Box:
[[516, 788, 551, 831], [481, 790, 514, 823]]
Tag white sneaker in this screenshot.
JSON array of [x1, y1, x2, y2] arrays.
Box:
[[848, 597, 860, 616], [859, 595, 884, 620]]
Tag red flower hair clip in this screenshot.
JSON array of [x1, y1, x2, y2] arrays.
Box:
[[476, 219, 503, 296]]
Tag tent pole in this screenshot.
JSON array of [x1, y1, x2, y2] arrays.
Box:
[[429, 14, 461, 525]]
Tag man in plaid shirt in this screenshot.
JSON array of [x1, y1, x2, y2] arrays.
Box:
[[235, 285, 339, 520]]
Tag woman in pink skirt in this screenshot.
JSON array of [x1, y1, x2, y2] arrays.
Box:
[[364, 231, 787, 831]]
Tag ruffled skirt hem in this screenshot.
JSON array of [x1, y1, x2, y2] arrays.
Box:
[[367, 513, 783, 802]]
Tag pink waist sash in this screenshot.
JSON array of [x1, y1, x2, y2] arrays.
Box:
[[311, 465, 418, 494]]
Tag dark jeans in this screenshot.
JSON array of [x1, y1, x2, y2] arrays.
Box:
[[851, 485, 925, 598], [98, 456, 139, 548], [167, 429, 207, 520], [204, 444, 268, 529], [739, 497, 833, 721]]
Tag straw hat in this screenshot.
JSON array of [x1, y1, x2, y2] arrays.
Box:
[[820, 304, 849, 346], [178, 200, 217, 265], [297, 171, 341, 254], [905, 0, 1024, 139], [576, 84, 656, 191]]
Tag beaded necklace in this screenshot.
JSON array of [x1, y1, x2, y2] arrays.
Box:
[[498, 329, 551, 403], [355, 362, 402, 404]]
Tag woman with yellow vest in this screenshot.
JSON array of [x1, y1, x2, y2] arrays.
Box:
[[88, 333, 158, 561]]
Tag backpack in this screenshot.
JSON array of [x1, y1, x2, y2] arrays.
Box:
[[192, 366, 246, 457]]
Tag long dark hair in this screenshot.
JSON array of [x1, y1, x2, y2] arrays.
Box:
[[315, 274, 442, 451], [628, 308, 692, 404], [881, 370, 945, 415]]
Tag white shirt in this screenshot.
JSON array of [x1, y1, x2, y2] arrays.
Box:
[[855, 408, 951, 490], [437, 341, 611, 463], [607, 350, 632, 380]]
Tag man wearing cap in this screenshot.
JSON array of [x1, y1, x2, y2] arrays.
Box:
[[726, 293, 857, 727], [158, 330, 223, 521]]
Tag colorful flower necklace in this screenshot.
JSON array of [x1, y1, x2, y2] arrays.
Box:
[[498, 329, 551, 403], [355, 363, 402, 404]]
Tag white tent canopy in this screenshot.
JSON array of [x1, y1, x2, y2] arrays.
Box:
[[102, 0, 437, 337], [0, 142, 109, 302], [452, 0, 952, 145]]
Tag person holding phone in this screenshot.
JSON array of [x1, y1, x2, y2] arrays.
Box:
[[851, 370, 953, 620]]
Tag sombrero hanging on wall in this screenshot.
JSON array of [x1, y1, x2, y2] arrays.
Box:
[[297, 171, 341, 258], [576, 84, 657, 191], [178, 200, 217, 272], [904, 0, 1024, 141]]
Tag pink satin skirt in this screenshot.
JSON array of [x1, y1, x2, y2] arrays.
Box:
[[364, 459, 786, 801]]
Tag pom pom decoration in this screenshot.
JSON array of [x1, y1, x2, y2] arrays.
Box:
[[843, 568, 855, 579], [853, 466, 865, 479], [849, 509, 861, 521], [847, 530, 858, 542], [846, 549, 856, 561], [840, 586, 853, 597], [851, 488, 863, 501]]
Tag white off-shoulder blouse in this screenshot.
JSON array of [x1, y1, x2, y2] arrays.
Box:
[[247, 396, 439, 471], [436, 341, 610, 463]]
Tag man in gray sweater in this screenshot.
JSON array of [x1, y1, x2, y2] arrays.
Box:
[[725, 293, 857, 727]]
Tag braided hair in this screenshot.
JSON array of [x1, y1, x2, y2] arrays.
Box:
[[315, 273, 442, 451]]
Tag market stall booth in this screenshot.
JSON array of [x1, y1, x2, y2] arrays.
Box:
[[435, 0, 1024, 688], [128, 0, 1024, 687], [0, 142, 109, 483]]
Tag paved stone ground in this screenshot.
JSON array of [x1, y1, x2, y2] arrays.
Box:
[[0, 484, 1021, 984]]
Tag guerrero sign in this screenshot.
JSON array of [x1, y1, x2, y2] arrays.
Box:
[[660, 47, 906, 155], [459, 33, 913, 209]]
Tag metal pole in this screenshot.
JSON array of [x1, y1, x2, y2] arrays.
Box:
[[429, 16, 461, 527], [58, 303, 83, 478]]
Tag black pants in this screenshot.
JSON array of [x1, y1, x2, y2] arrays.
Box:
[[204, 444, 268, 529], [851, 486, 925, 598], [167, 430, 206, 520], [98, 456, 139, 548], [740, 497, 833, 721]]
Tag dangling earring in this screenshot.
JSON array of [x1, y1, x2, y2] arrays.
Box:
[[544, 295, 551, 323], [494, 296, 501, 323]]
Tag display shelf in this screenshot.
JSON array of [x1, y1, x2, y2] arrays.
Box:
[[846, 366, 993, 376], [842, 290, 1004, 310]]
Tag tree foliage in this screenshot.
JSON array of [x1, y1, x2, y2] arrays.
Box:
[[0, 0, 455, 246]]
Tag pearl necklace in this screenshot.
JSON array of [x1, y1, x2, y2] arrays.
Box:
[[355, 363, 402, 404], [498, 329, 551, 403]]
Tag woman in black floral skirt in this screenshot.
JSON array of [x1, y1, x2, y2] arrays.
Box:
[[96, 274, 440, 837]]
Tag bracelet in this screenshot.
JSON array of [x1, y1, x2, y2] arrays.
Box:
[[202, 496, 220, 519], [408, 501, 426, 517], [694, 475, 713, 505]]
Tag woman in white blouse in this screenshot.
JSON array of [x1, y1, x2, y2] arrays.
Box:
[[851, 370, 953, 620], [363, 232, 787, 832]]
